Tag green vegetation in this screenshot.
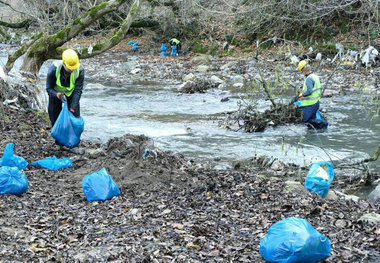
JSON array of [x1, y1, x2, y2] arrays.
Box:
[[192, 41, 208, 54]]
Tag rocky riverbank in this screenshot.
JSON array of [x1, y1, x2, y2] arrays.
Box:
[[1, 81, 380, 262], [1, 42, 380, 262]]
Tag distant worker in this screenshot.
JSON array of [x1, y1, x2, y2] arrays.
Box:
[[294, 60, 329, 129], [46, 49, 84, 147], [169, 38, 181, 55]]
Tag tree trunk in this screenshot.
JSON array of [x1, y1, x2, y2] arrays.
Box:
[[6, 0, 143, 75], [19, 54, 44, 74]]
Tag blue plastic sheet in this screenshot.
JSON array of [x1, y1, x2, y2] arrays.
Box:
[[0, 166, 28, 195], [31, 156, 72, 171], [82, 168, 120, 202], [51, 101, 84, 148], [0, 143, 28, 169], [128, 41, 134, 45], [304, 161, 334, 198], [260, 217, 331, 263], [132, 42, 139, 51], [160, 51, 169, 56]]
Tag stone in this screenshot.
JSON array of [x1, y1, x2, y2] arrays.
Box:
[[270, 159, 284, 171], [325, 190, 338, 201], [184, 73, 195, 81], [284, 181, 309, 195], [358, 213, 380, 224], [368, 183, 380, 201], [196, 65, 209, 72]]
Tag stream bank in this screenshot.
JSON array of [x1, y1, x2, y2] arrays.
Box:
[[1, 42, 380, 261], [1, 75, 380, 261]]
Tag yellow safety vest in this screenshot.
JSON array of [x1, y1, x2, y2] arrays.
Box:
[[170, 38, 180, 45], [53, 61, 80, 97], [299, 73, 322, 107]]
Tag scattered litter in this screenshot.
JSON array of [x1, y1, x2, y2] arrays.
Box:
[[142, 149, 150, 160], [0, 143, 28, 169], [82, 168, 120, 202], [31, 155, 72, 171], [51, 101, 84, 148], [88, 44, 93, 55], [0, 66, 7, 80], [360, 46, 379, 67], [304, 161, 334, 198], [260, 217, 331, 263], [0, 166, 28, 195]]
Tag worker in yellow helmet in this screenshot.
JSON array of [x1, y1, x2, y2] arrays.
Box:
[[169, 38, 181, 55], [46, 49, 85, 148], [295, 60, 329, 129]]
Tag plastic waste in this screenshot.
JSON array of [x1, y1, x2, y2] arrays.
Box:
[[171, 46, 178, 56], [128, 41, 134, 45], [142, 149, 150, 160], [360, 46, 379, 67], [88, 44, 93, 55], [304, 161, 334, 198], [82, 168, 120, 202], [315, 110, 324, 121], [160, 44, 167, 51], [0, 65, 7, 80], [0, 166, 28, 195], [132, 42, 139, 51], [160, 51, 169, 56], [0, 143, 28, 169], [294, 101, 302, 108], [260, 217, 331, 263], [51, 101, 84, 148], [31, 155, 72, 171]]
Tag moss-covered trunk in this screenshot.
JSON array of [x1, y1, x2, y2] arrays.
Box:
[[20, 53, 46, 74], [5, 0, 142, 75]]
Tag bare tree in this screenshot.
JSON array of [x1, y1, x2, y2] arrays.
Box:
[[1, 0, 144, 75]]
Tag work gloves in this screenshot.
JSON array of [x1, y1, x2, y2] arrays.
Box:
[[294, 101, 302, 108], [59, 94, 67, 103]]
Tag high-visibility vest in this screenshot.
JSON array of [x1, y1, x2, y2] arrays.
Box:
[[53, 61, 80, 97], [299, 73, 322, 107], [170, 38, 180, 45]]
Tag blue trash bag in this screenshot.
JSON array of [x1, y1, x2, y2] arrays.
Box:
[[31, 155, 72, 171], [171, 46, 178, 56], [82, 168, 120, 202], [132, 42, 139, 51], [160, 51, 169, 56], [260, 217, 331, 263], [128, 41, 134, 45], [51, 101, 84, 148], [0, 166, 28, 195], [160, 44, 167, 51], [304, 161, 334, 198], [316, 110, 324, 121], [0, 143, 28, 169]]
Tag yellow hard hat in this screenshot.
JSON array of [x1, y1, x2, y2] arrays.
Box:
[[62, 49, 79, 70], [298, 60, 308, 72]]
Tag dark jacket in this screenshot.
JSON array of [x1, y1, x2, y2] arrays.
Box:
[[46, 63, 84, 111]]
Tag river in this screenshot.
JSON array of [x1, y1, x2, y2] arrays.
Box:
[[1, 46, 379, 170]]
